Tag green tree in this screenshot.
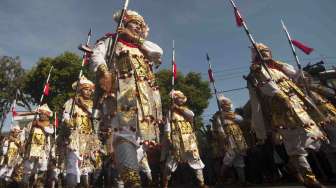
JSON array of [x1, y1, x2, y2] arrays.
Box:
[[0, 56, 29, 132], [23, 52, 89, 113]]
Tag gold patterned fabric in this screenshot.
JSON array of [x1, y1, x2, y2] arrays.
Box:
[[170, 106, 200, 162], [4, 139, 21, 167], [112, 41, 161, 142], [120, 167, 142, 188], [11, 161, 24, 182], [253, 62, 316, 130], [63, 96, 101, 172], [29, 127, 47, 158], [307, 91, 336, 125], [213, 111, 247, 154]]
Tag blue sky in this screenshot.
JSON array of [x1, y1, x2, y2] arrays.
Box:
[[1, 0, 336, 129]]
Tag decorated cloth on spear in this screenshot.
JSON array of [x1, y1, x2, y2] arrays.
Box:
[[281, 20, 310, 93], [280, 20, 326, 120], [228, 0, 273, 80], [206, 53, 222, 112]]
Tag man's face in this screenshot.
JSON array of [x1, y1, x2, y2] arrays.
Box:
[[80, 87, 93, 99], [11, 130, 19, 138], [126, 21, 143, 37], [220, 101, 231, 111], [174, 97, 185, 106]]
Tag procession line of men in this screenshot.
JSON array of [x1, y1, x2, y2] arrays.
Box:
[[0, 8, 335, 188]]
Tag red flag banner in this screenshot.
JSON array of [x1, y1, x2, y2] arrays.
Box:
[[173, 62, 177, 80], [291, 39, 314, 55], [11, 106, 17, 117], [208, 69, 214, 82], [43, 83, 50, 96], [234, 8, 243, 27]]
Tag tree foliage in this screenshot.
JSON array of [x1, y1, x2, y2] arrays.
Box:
[[0, 56, 28, 131], [23, 52, 89, 112]]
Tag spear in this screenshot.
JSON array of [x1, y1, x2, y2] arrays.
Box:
[[169, 40, 176, 147], [69, 28, 92, 119], [172, 40, 176, 90], [170, 40, 176, 111], [106, 0, 130, 70], [280, 20, 309, 93], [39, 66, 54, 107], [93, 0, 130, 132], [206, 54, 228, 138], [206, 53, 221, 112], [10, 89, 19, 129], [228, 0, 273, 80], [281, 20, 326, 119], [25, 65, 54, 158]]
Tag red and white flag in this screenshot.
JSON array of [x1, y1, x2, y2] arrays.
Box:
[[173, 61, 177, 81], [11, 100, 17, 117], [291, 39, 314, 55], [43, 83, 50, 96]]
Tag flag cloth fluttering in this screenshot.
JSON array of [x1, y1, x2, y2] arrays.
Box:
[[234, 7, 243, 27], [11, 99, 17, 117], [291, 39, 314, 55], [43, 83, 50, 96], [11, 106, 17, 117], [173, 61, 177, 81]]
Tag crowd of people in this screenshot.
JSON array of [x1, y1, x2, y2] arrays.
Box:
[[0, 7, 335, 188]]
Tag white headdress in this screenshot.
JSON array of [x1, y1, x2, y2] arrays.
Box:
[[37, 103, 53, 117], [170, 90, 187, 104], [113, 10, 149, 38], [71, 75, 95, 91]]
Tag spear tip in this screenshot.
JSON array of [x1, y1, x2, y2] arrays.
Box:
[[123, 0, 130, 10], [281, 19, 286, 29], [206, 53, 210, 61], [88, 28, 92, 36], [229, 0, 236, 8]]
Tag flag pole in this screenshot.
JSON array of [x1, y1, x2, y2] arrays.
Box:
[[39, 66, 54, 108], [69, 28, 92, 119], [228, 0, 273, 80], [169, 40, 176, 147], [206, 54, 222, 112], [10, 89, 19, 129], [281, 20, 325, 119]]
